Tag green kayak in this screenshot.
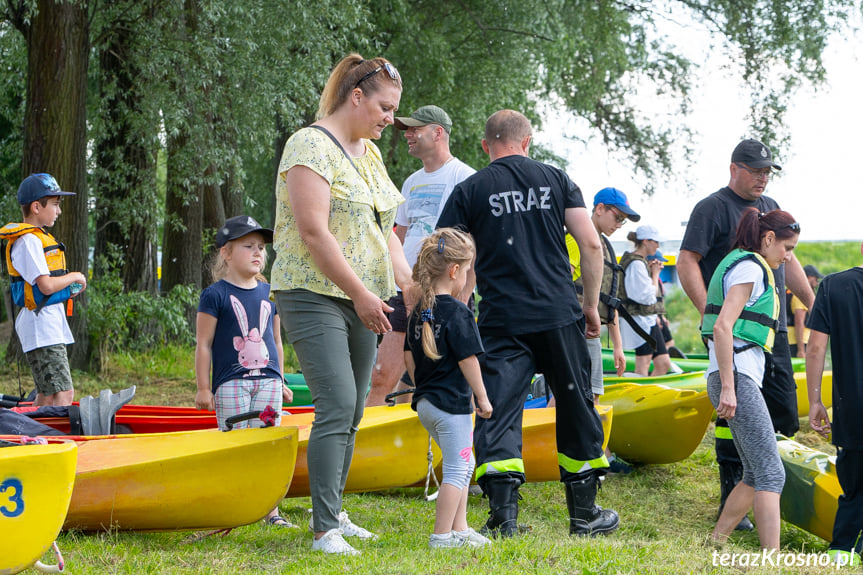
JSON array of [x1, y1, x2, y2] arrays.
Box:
[[601, 348, 805, 374]]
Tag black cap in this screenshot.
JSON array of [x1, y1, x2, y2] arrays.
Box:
[[803, 264, 824, 279], [216, 216, 274, 248], [731, 139, 782, 171]]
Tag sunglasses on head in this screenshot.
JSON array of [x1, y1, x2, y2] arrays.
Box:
[[354, 62, 400, 89], [780, 222, 801, 233]]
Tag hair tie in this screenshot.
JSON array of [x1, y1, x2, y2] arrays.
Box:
[[758, 212, 766, 219], [437, 237, 445, 254], [420, 309, 434, 323]]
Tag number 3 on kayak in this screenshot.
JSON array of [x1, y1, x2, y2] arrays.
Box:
[[0, 477, 25, 517]]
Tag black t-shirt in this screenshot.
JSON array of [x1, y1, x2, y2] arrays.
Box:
[[405, 295, 484, 415], [806, 267, 863, 448], [680, 186, 788, 330], [436, 155, 585, 335]]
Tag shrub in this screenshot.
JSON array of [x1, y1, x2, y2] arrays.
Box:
[[84, 273, 197, 372]]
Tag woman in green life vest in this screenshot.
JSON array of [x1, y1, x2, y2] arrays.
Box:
[[702, 207, 800, 551]]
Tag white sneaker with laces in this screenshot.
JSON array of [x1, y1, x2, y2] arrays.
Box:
[[338, 511, 378, 540], [311, 528, 359, 555], [453, 528, 492, 547], [428, 532, 464, 549]]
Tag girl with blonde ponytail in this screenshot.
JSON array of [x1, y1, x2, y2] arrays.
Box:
[[404, 227, 493, 549]]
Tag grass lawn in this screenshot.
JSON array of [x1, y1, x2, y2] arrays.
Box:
[[0, 345, 839, 574]]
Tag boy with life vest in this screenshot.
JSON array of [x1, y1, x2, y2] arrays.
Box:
[[1, 174, 87, 406]]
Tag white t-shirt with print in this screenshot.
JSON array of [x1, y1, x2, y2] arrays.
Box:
[[396, 158, 475, 269]]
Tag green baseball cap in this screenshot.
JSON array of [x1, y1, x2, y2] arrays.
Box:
[[394, 105, 452, 134]]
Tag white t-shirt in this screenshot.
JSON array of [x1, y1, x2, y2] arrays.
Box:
[[706, 258, 767, 386], [395, 158, 475, 269], [10, 233, 75, 352], [620, 258, 658, 349]]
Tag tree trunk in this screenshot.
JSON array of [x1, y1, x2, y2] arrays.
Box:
[[15, 0, 91, 370], [93, 10, 159, 294]]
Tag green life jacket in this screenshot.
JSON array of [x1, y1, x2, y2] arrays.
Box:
[[701, 249, 779, 353], [618, 252, 661, 316], [575, 234, 622, 324]]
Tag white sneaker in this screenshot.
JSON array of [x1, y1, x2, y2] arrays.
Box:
[[338, 511, 378, 540], [311, 529, 360, 555], [453, 528, 492, 547], [429, 532, 464, 549]]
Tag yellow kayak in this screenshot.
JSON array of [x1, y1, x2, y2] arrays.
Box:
[[795, 371, 833, 417], [777, 437, 841, 542], [600, 383, 714, 464], [284, 404, 442, 497], [64, 426, 298, 531], [523, 404, 613, 482], [0, 441, 76, 575]]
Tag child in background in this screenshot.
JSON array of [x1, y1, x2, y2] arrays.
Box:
[[404, 228, 493, 549], [806, 244, 863, 566], [702, 208, 799, 550], [195, 215, 293, 527], [1, 174, 87, 407]]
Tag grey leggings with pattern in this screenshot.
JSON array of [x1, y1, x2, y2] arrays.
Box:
[[707, 370, 785, 493]]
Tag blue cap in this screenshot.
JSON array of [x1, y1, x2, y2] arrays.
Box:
[[593, 187, 640, 222], [17, 174, 75, 205], [647, 249, 669, 263]]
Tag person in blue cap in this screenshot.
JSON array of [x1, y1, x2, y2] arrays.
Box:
[[1, 174, 87, 406]]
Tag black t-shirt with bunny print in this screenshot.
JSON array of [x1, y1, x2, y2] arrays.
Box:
[[198, 280, 281, 392]]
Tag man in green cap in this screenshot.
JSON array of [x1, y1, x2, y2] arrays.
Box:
[[365, 105, 476, 407]]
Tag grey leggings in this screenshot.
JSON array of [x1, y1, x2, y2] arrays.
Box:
[[274, 289, 378, 532], [416, 398, 475, 489], [707, 371, 785, 493]]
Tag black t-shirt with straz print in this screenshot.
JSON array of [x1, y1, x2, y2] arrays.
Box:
[[436, 154, 585, 335], [406, 295, 484, 415]]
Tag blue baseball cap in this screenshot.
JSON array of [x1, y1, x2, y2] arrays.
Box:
[[17, 173, 76, 205], [593, 187, 640, 222], [647, 250, 669, 263]]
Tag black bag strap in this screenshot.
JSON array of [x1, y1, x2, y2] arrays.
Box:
[[309, 125, 383, 232]]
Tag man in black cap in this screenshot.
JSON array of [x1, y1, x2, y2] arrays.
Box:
[[678, 138, 815, 530]]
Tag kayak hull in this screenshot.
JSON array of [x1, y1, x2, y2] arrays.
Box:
[[778, 437, 841, 542], [15, 427, 300, 532], [0, 441, 77, 575], [600, 383, 714, 464], [284, 404, 442, 497]]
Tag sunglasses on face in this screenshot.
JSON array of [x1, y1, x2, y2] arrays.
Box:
[[354, 62, 401, 89], [607, 206, 627, 224]]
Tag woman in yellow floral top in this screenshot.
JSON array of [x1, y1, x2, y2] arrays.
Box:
[[271, 53, 412, 556]]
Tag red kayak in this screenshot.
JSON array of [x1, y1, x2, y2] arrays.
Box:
[[15, 403, 314, 435]]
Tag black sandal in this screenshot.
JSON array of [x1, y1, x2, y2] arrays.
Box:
[[267, 515, 294, 528]]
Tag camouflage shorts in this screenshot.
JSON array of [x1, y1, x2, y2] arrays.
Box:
[[25, 344, 73, 395]]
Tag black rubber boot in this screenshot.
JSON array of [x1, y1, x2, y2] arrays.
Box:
[[565, 472, 619, 536], [479, 476, 520, 538], [718, 462, 754, 531]]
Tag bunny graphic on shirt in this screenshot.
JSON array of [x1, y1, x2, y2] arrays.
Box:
[[230, 294, 271, 377]]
